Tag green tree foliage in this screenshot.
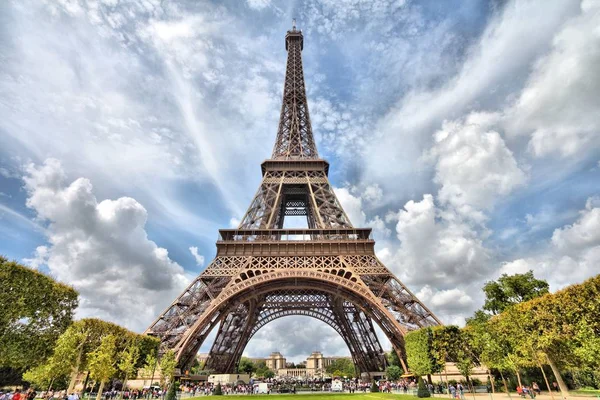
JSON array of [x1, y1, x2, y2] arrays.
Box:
[[417, 377, 431, 398], [118, 342, 140, 389], [386, 365, 402, 381], [405, 328, 438, 376], [263, 369, 275, 379], [213, 382, 223, 395], [89, 335, 117, 400], [159, 350, 177, 388], [23, 318, 158, 391], [370, 380, 379, 393], [325, 358, 356, 377], [238, 357, 256, 376], [0, 256, 78, 372], [493, 275, 600, 395], [140, 350, 158, 385], [386, 350, 402, 368], [165, 381, 179, 400], [482, 271, 549, 315]]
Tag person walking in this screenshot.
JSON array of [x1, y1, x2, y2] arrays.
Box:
[[458, 383, 465, 400]]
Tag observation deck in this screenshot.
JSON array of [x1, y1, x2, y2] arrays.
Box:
[[216, 228, 375, 256]]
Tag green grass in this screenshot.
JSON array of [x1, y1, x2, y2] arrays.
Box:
[[187, 394, 414, 400], [572, 388, 600, 396]]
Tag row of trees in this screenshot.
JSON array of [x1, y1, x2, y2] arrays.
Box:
[[237, 358, 275, 379], [1, 257, 178, 396], [325, 358, 356, 378], [404, 272, 600, 397], [22, 318, 167, 399]]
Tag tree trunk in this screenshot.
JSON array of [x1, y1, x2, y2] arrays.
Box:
[[427, 374, 433, 385], [499, 370, 512, 400], [515, 370, 522, 388], [466, 375, 476, 400], [82, 371, 91, 400], [445, 364, 451, 398], [546, 355, 569, 399], [537, 360, 555, 400], [47, 378, 55, 393], [120, 375, 128, 400], [97, 381, 106, 400], [68, 344, 86, 394]]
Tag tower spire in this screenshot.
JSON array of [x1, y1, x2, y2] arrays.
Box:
[[271, 23, 318, 160]]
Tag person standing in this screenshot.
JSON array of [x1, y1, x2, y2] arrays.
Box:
[[13, 390, 23, 400]]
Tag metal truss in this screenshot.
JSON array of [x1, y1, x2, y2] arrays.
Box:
[[271, 27, 318, 160], [145, 25, 441, 376]]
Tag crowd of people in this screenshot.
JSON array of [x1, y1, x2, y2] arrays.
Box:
[[0, 377, 555, 398]]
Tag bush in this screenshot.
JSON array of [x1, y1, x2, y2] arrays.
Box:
[[371, 381, 379, 392], [165, 382, 179, 400], [417, 377, 431, 398], [213, 383, 223, 396]]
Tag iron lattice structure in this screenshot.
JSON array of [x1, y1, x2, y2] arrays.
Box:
[[146, 25, 441, 376]]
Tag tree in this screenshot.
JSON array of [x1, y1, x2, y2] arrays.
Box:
[[140, 350, 158, 387], [386, 365, 402, 381], [325, 358, 356, 377], [118, 342, 140, 391], [88, 335, 117, 400], [386, 350, 402, 368], [22, 327, 86, 390], [370, 380, 379, 393], [159, 350, 177, 389], [481, 271, 548, 315], [0, 257, 78, 375], [22, 318, 159, 393], [238, 357, 256, 376], [165, 381, 179, 400], [405, 328, 438, 378], [417, 377, 431, 398], [213, 382, 223, 395], [263, 369, 275, 379]]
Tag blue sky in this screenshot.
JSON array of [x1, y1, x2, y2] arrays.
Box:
[[1, 0, 599, 361]]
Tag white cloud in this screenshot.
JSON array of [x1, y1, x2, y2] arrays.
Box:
[[334, 187, 366, 227], [23, 159, 189, 332], [246, 0, 271, 10], [334, 187, 391, 239], [416, 285, 473, 312], [388, 194, 491, 289], [245, 316, 350, 363], [427, 112, 527, 214], [505, 0, 600, 158], [362, 0, 579, 201], [501, 196, 600, 289], [189, 246, 205, 267]]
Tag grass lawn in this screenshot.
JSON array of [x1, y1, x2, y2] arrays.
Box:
[[573, 389, 600, 396], [187, 394, 415, 400]]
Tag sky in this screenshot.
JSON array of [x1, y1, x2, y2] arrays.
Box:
[[0, 0, 599, 363]]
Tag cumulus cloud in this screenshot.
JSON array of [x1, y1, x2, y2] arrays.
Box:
[[23, 159, 189, 332], [334, 187, 390, 240], [384, 194, 491, 290], [426, 112, 527, 214]]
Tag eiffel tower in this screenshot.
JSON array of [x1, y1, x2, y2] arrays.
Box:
[[146, 23, 440, 376]]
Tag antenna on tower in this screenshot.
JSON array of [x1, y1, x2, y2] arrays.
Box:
[[292, 18, 296, 31]]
